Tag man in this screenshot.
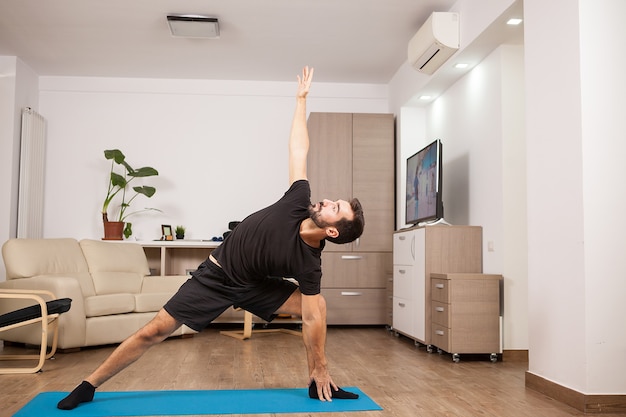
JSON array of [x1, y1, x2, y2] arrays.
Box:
[[57, 66, 364, 410]]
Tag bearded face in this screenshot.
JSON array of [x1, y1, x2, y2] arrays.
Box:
[[308, 202, 331, 228]]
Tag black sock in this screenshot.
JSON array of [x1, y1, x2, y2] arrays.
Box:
[[57, 381, 96, 410], [308, 380, 359, 400]]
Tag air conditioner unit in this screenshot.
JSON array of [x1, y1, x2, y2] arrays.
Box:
[[408, 12, 460, 75]]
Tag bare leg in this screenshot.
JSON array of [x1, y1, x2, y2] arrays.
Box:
[[274, 289, 303, 316], [57, 309, 181, 410], [86, 309, 181, 386]]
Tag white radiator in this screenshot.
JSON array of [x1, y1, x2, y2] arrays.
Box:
[[17, 107, 47, 238]]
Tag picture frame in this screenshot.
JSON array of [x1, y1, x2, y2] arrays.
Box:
[[161, 224, 173, 241]]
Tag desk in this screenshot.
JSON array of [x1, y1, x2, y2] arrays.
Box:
[[139, 240, 221, 276]]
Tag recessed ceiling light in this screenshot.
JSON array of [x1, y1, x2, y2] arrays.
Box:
[[507, 18, 523, 25], [420, 95, 432, 100], [167, 15, 220, 38], [454, 63, 469, 69]]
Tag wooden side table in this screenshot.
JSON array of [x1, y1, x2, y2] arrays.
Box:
[[430, 272, 502, 362]]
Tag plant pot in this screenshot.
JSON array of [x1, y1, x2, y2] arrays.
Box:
[[103, 221, 124, 240], [176, 234, 184, 240]]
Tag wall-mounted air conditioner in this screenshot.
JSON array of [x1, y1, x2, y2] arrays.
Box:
[[408, 12, 460, 75]]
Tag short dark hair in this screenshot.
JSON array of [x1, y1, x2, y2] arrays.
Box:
[[327, 198, 364, 245]]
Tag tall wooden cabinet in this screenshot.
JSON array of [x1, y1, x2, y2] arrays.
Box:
[[307, 112, 394, 325], [392, 226, 482, 344]]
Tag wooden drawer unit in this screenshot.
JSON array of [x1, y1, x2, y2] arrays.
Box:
[[319, 251, 391, 325], [430, 273, 502, 362], [393, 264, 415, 297], [392, 295, 415, 336], [431, 300, 450, 328], [322, 288, 387, 325], [321, 252, 390, 288], [392, 226, 482, 345]]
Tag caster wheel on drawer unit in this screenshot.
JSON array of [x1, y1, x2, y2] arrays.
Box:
[[426, 344, 434, 353], [452, 353, 460, 363], [490, 353, 498, 363]]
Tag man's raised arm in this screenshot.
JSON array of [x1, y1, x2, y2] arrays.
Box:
[[288, 66, 314, 185]]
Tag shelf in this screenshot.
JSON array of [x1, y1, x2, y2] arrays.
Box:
[[138, 240, 221, 276], [139, 240, 222, 249]]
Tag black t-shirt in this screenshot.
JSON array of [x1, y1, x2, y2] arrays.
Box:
[[211, 180, 324, 295]]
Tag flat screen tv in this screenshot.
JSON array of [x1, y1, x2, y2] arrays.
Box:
[[405, 139, 444, 225]]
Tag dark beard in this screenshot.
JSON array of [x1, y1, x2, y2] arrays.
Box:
[[308, 203, 329, 228]]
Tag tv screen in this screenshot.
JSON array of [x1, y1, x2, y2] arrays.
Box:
[[405, 139, 443, 225]]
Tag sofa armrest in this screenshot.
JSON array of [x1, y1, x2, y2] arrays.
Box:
[[0, 276, 87, 347], [141, 275, 190, 294], [0, 276, 83, 312]]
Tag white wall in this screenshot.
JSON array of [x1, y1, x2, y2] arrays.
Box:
[[424, 46, 527, 350], [391, 0, 625, 395], [426, 51, 504, 236], [525, 0, 626, 395], [393, 47, 527, 351], [579, 0, 626, 393], [0, 57, 39, 281], [0, 56, 17, 283], [38, 77, 388, 242], [394, 106, 426, 229], [500, 45, 528, 352], [389, 0, 528, 352]]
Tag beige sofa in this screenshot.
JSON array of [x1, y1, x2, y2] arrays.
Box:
[[0, 238, 195, 350]]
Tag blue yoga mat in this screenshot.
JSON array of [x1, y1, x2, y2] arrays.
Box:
[[14, 387, 382, 416]]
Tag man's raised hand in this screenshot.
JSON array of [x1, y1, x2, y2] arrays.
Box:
[[297, 66, 314, 99]]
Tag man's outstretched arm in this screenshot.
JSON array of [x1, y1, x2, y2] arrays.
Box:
[[301, 293, 337, 401], [289, 66, 314, 185]]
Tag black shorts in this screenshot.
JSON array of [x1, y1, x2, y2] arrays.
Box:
[[163, 259, 298, 332]]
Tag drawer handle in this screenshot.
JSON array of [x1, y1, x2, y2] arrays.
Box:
[[398, 269, 406, 274], [435, 307, 445, 312], [340, 291, 362, 296], [435, 330, 445, 336], [398, 302, 406, 308], [399, 235, 406, 241], [341, 255, 363, 260], [435, 284, 445, 289]]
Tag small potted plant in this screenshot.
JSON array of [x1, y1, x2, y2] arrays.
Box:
[[175, 225, 186, 240], [101, 149, 160, 240]]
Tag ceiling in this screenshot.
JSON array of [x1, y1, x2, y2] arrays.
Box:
[[0, 0, 468, 84]]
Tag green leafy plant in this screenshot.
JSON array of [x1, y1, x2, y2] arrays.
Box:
[[102, 149, 160, 238], [175, 225, 186, 236]]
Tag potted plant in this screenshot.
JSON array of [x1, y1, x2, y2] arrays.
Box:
[[101, 149, 160, 240], [175, 225, 186, 240]]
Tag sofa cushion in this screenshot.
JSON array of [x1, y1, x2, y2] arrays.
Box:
[[80, 239, 149, 295], [141, 275, 190, 293], [134, 292, 172, 313], [2, 238, 96, 297], [84, 294, 135, 317]]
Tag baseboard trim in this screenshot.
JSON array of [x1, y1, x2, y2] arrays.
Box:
[[525, 372, 626, 414], [502, 349, 528, 362]]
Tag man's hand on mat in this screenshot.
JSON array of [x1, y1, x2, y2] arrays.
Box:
[[308, 380, 360, 401], [309, 371, 337, 401]]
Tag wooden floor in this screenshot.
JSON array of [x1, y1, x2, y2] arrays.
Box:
[[1, 326, 620, 417]]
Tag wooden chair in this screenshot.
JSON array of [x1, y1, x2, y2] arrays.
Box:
[[220, 310, 301, 340], [0, 289, 71, 374]]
